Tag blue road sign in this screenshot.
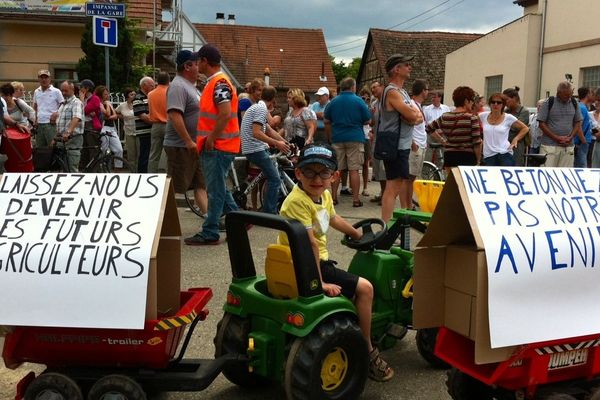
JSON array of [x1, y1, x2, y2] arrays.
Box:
[[86, 2, 126, 18], [93, 16, 118, 48]]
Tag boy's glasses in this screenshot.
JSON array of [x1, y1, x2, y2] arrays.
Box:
[[301, 168, 334, 179]]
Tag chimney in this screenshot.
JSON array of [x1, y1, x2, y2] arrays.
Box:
[[216, 13, 225, 24], [227, 14, 235, 25]]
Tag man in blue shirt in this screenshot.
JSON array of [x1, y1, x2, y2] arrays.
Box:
[[575, 86, 593, 168], [324, 77, 371, 207]]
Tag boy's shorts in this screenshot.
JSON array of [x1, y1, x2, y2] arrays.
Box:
[[320, 259, 359, 299]]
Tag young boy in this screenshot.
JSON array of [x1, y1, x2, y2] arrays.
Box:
[[278, 143, 394, 382]]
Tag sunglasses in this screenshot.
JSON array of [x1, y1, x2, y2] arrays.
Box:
[[301, 168, 334, 180], [490, 100, 504, 105]]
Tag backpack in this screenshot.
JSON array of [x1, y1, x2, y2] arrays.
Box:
[[547, 96, 577, 112]]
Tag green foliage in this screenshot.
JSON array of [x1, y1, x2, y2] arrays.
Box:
[[330, 56, 362, 84], [76, 17, 151, 92]]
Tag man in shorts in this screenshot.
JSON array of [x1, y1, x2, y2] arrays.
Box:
[[163, 50, 207, 215], [379, 54, 423, 221], [279, 143, 393, 382], [324, 77, 371, 207]]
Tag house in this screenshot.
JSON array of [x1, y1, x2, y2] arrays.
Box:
[[0, 0, 171, 90], [193, 22, 337, 101], [356, 28, 481, 97], [444, 0, 600, 107]]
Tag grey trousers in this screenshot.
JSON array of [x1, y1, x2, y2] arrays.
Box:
[[149, 122, 166, 173]]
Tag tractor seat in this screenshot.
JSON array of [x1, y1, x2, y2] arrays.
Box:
[[265, 244, 298, 299]]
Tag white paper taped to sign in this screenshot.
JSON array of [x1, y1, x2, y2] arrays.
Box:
[[0, 173, 166, 330], [459, 167, 600, 348]]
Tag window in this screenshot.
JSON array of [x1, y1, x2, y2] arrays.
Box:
[[582, 66, 600, 88], [53, 68, 78, 81], [485, 75, 503, 99]]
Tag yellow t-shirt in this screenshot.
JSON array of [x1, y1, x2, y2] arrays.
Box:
[[278, 184, 336, 260]]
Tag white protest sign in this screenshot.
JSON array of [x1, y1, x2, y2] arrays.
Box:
[[459, 167, 600, 348], [0, 173, 166, 329]]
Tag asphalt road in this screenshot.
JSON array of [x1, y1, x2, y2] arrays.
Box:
[[0, 182, 450, 400]]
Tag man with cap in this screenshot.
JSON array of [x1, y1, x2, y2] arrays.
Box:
[[379, 54, 423, 221], [311, 86, 330, 143], [185, 44, 240, 245], [33, 69, 64, 147], [163, 50, 208, 220]]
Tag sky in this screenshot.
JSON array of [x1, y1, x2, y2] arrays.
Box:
[[182, 0, 524, 63]]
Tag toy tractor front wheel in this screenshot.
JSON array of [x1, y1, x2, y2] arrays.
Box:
[[284, 316, 368, 400], [24, 372, 83, 400], [415, 328, 450, 369], [214, 313, 270, 387]]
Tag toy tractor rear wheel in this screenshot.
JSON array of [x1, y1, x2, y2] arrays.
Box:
[[284, 316, 368, 400], [24, 372, 83, 400], [415, 328, 450, 369], [214, 313, 270, 387], [87, 374, 146, 400], [447, 368, 493, 400]]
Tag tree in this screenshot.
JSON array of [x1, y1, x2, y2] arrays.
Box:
[[76, 17, 152, 92], [330, 56, 362, 84]]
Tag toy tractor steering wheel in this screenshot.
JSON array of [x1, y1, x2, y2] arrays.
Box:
[[343, 218, 387, 251]]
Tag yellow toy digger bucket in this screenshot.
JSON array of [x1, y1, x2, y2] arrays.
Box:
[[413, 180, 445, 213]]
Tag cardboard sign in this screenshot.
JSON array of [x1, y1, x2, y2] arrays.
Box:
[[459, 167, 600, 348], [0, 173, 167, 329]]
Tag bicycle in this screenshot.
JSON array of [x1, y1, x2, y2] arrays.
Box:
[[40, 130, 132, 173], [185, 150, 297, 216], [420, 143, 445, 181]]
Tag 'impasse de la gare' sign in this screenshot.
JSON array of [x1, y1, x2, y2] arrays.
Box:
[[0, 173, 165, 330], [460, 166, 600, 348], [85, 2, 125, 18]]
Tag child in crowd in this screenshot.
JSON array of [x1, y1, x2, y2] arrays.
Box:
[[278, 143, 394, 382]]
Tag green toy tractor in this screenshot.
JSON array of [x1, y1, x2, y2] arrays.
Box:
[[214, 209, 444, 400]]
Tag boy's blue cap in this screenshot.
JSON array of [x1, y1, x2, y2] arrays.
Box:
[[298, 143, 337, 171]]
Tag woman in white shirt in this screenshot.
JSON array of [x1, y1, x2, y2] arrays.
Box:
[[115, 88, 138, 172], [479, 93, 528, 166]]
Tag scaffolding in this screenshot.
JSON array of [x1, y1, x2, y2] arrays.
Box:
[[151, 0, 183, 77]]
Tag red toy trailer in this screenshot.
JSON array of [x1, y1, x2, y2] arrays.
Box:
[[3, 288, 244, 400], [435, 327, 600, 399]]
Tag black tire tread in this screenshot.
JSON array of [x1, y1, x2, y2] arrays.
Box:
[[446, 368, 493, 400], [415, 328, 450, 369], [24, 372, 83, 400], [87, 374, 146, 400]]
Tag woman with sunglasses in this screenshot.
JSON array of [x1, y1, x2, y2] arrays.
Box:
[[479, 93, 529, 166]]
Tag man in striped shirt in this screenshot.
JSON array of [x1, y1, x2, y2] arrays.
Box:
[[133, 76, 156, 173], [240, 86, 290, 214]]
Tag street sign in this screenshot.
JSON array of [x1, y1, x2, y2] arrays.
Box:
[[86, 2, 126, 18], [93, 16, 118, 48]]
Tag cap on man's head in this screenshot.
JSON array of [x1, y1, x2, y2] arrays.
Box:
[[79, 79, 95, 89], [38, 69, 51, 77], [176, 50, 199, 67], [385, 54, 414, 73], [197, 44, 221, 64], [315, 87, 329, 96], [298, 143, 338, 171]]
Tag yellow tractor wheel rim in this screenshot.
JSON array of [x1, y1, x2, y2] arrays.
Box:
[[320, 347, 348, 391]]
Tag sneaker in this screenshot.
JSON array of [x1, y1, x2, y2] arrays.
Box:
[[184, 233, 220, 246], [340, 188, 353, 196]]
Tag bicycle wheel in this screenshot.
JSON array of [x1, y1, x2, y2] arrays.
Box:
[[88, 155, 132, 173], [185, 188, 204, 217], [420, 161, 444, 181]]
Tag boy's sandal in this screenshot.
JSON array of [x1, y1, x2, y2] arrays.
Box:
[[361, 190, 370, 196], [352, 200, 363, 207], [368, 348, 394, 382]]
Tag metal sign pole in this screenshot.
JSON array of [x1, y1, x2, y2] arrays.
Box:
[[105, 47, 110, 92]]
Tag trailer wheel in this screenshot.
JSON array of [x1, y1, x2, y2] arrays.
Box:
[[214, 313, 270, 387], [24, 372, 83, 400], [415, 328, 450, 369], [87, 375, 146, 400], [447, 368, 493, 400], [284, 316, 368, 400]]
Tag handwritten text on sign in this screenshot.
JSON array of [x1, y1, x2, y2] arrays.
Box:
[[0, 173, 166, 329], [460, 167, 600, 348]]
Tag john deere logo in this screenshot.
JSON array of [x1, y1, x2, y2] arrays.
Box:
[[310, 279, 319, 290], [147, 337, 163, 346]]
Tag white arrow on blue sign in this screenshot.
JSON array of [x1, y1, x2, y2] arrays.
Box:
[[93, 16, 118, 48]]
